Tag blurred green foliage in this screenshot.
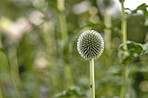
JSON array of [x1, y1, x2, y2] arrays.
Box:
[[0, 0, 148, 98]]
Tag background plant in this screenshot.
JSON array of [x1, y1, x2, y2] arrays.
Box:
[[0, 0, 148, 98]]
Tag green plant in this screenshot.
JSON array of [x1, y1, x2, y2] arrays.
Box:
[[77, 30, 104, 98], [57, 0, 73, 88], [120, 0, 128, 98], [57, 0, 68, 41], [103, 0, 113, 51]]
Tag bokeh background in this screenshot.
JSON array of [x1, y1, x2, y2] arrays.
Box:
[[0, 0, 148, 98]]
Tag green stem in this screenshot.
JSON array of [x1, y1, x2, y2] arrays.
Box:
[[57, 0, 68, 41], [0, 81, 3, 98], [90, 58, 95, 98], [120, 64, 128, 98], [57, 0, 73, 88], [0, 31, 2, 48], [8, 47, 22, 98], [0, 34, 3, 98], [120, 0, 128, 98], [121, 1, 127, 53], [0, 90, 3, 98], [64, 64, 73, 87], [104, 8, 111, 51]]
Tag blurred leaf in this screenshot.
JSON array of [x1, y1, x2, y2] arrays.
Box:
[[128, 3, 148, 26], [99, 75, 122, 85], [103, 0, 114, 8], [105, 65, 121, 75], [119, 41, 142, 52], [0, 48, 5, 54], [53, 86, 85, 98], [141, 42, 148, 54], [130, 65, 148, 73], [132, 3, 148, 15], [100, 96, 120, 98], [145, 17, 148, 26], [126, 86, 136, 98], [119, 0, 125, 3], [58, 40, 70, 63], [0, 0, 34, 20], [118, 41, 148, 64]]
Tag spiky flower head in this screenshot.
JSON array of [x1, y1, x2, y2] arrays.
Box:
[[77, 30, 104, 60]]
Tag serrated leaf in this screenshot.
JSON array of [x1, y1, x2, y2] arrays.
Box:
[[131, 3, 148, 17], [125, 3, 148, 26], [118, 41, 143, 64], [118, 40, 142, 51]]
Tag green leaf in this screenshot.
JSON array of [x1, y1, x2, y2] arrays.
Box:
[[145, 16, 148, 26], [132, 3, 148, 13], [119, 40, 142, 51], [0, 48, 5, 54], [53, 86, 85, 98], [125, 3, 148, 26], [103, 0, 114, 8], [58, 40, 70, 63], [118, 41, 148, 64], [119, 0, 125, 3], [131, 3, 148, 19], [141, 42, 148, 54]]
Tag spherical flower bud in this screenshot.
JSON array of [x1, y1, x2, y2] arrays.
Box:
[[77, 30, 104, 60]]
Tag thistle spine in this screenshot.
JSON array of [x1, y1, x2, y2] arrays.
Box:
[[77, 30, 104, 60]]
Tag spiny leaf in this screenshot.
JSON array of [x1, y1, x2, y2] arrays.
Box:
[[130, 3, 148, 18], [132, 3, 148, 14], [126, 3, 148, 26], [118, 41, 148, 64], [119, 41, 142, 51]]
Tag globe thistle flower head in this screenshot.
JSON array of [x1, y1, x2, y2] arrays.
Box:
[[77, 30, 104, 60]]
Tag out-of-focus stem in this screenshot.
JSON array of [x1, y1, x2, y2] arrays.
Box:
[[104, 8, 111, 51], [57, 0, 68, 41], [8, 47, 22, 98], [57, 0, 73, 88], [0, 32, 3, 98], [0, 86, 3, 98], [0, 32, 2, 48], [120, 0, 128, 98], [0, 74, 3, 98], [64, 64, 73, 87]]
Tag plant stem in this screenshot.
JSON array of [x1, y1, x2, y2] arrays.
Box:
[[57, 0, 68, 41], [0, 31, 2, 48], [0, 81, 3, 98], [104, 8, 111, 51], [57, 0, 73, 88], [120, 64, 128, 98], [120, 0, 128, 98], [8, 47, 22, 98], [90, 58, 95, 98], [64, 64, 73, 87], [121, 0, 127, 53], [0, 90, 3, 98], [0, 33, 3, 98]]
